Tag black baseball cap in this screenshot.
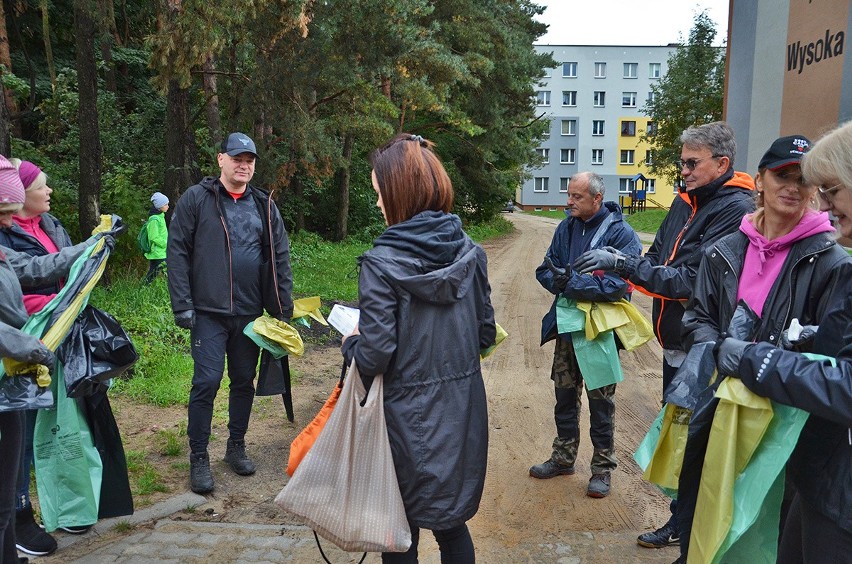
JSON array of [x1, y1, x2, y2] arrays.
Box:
[[220, 132, 258, 158], [758, 135, 810, 170]]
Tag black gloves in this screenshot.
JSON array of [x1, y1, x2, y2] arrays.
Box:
[[31, 343, 56, 369], [780, 324, 818, 351], [174, 310, 196, 329], [715, 337, 751, 377], [573, 246, 625, 275], [544, 256, 571, 293]]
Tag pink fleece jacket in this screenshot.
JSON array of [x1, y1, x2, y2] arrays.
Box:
[[737, 210, 834, 317], [13, 214, 60, 314]]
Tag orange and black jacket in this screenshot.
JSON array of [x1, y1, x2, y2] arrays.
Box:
[[617, 169, 755, 350]]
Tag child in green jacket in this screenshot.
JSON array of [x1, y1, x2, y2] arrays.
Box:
[[144, 192, 169, 284]]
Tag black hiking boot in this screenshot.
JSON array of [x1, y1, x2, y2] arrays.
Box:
[[529, 458, 575, 479], [190, 451, 214, 494], [224, 438, 256, 476], [587, 472, 611, 498]]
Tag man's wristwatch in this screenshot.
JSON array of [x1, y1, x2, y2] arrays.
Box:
[[614, 255, 626, 273]]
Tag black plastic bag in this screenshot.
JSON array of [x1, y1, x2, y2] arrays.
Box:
[[664, 341, 717, 409], [58, 306, 139, 398], [0, 374, 54, 412], [256, 350, 294, 421]]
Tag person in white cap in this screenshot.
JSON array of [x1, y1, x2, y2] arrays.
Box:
[[143, 191, 169, 284]]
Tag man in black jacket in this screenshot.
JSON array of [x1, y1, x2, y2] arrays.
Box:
[[167, 132, 293, 494], [574, 122, 755, 549]]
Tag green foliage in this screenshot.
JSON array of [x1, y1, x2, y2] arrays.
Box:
[[641, 10, 726, 183], [290, 231, 372, 303], [463, 215, 515, 242], [125, 450, 169, 496]]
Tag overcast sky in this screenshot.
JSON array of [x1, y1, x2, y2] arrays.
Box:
[[533, 1, 730, 46]]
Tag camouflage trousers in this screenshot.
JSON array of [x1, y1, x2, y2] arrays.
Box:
[[549, 335, 617, 474]]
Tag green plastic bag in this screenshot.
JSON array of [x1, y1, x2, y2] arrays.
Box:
[[571, 329, 623, 390], [34, 365, 102, 531], [555, 296, 585, 334]]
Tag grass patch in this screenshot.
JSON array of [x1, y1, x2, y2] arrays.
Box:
[[156, 430, 183, 457], [463, 215, 514, 241], [625, 209, 668, 233], [525, 210, 566, 220], [125, 450, 169, 497], [112, 521, 133, 533]]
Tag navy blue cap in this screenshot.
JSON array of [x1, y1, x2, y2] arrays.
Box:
[[220, 132, 258, 158]]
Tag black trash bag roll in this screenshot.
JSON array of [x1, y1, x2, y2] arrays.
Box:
[[664, 341, 717, 409], [256, 351, 293, 421], [82, 388, 134, 519], [0, 375, 54, 412], [58, 306, 139, 398]]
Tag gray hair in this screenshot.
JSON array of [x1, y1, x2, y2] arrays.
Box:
[[803, 120, 852, 192], [572, 171, 606, 197], [679, 121, 736, 167]]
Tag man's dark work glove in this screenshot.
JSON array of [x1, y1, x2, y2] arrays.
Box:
[[544, 256, 571, 293], [715, 337, 751, 377], [573, 247, 624, 274], [780, 323, 818, 351], [175, 310, 196, 329]]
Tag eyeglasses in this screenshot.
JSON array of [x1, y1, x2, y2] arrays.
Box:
[[817, 183, 844, 203], [675, 155, 723, 171]]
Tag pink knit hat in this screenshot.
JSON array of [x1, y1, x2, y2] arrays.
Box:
[[0, 155, 25, 211], [17, 160, 44, 191]]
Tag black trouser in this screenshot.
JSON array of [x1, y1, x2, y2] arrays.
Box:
[[143, 259, 166, 285], [660, 358, 679, 533], [187, 313, 260, 455], [778, 493, 852, 564], [382, 522, 474, 564], [1, 411, 24, 563]]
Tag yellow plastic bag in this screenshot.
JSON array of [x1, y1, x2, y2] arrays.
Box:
[[642, 403, 692, 492], [689, 377, 773, 564], [480, 323, 508, 359], [575, 299, 654, 350], [247, 317, 304, 357], [292, 296, 328, 326]]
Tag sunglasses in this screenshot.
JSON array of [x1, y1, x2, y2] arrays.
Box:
[[676, 155, 723, 171], [817, 183, 843, 203]]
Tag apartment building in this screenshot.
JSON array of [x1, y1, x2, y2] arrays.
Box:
[[520, 44, 678, 211]]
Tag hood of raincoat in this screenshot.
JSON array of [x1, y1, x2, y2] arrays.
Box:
[[364, 210, 477, 305]]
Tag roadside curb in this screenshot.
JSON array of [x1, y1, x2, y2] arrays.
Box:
[[55, 492, 207, 551]]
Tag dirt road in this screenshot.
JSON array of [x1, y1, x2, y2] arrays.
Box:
[[47, 211, 678, 563]]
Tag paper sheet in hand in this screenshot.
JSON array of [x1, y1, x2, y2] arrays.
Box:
[[328, 305, 360, 336]]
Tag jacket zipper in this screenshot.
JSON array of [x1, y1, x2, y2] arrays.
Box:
[[266, 191, 283, 316], [656, 200, 698, 348], [214, 192, 235, 313]]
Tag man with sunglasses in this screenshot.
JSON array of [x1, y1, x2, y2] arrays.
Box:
[[574, 121, 755, 551]]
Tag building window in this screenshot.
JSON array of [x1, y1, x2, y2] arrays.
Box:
[[621, 120, 636, 136], [561, 119, 576, 136], [593, 91, 605, 107], [620, 150, 635, 165], [623, 63, 638, 78], [646, 179, 656, 193], [543, 67, 553, 78], [645, 150, 654, 165], [536, 90, 550, 106], [594, 62, 606, 78], [622, 92, 637, 107], [562, 62, 577, 77], [646, 121, 657, 135], [560, 148, 576, 164], [649, 63, 661, 79], [562, 91, 577, 106], [560, 177, 569, 192], [592, 120, 605, 136], [619, 178, 636, 193], [647, 91, 657, 104], [534, 177, 549, 192], [536, 148, 549, 163], [592, 149, 604, 165]]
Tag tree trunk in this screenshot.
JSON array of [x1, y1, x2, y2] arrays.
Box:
[[333, 132, 354, 241], [164, 80, 201, 205], [0, 81, 11, 156], [202, 54, 221, 144], [75, 0, 102, 237], [0, 1, 19, 128], [40, 0, 56, 90]]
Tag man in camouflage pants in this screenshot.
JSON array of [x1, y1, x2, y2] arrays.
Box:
[[531, 172, 641, 498]]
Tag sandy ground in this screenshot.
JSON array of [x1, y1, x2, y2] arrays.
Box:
[[42, 212, 678, 563]]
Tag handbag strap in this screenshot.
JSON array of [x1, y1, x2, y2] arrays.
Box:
[[313, 530, 367, 564]]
